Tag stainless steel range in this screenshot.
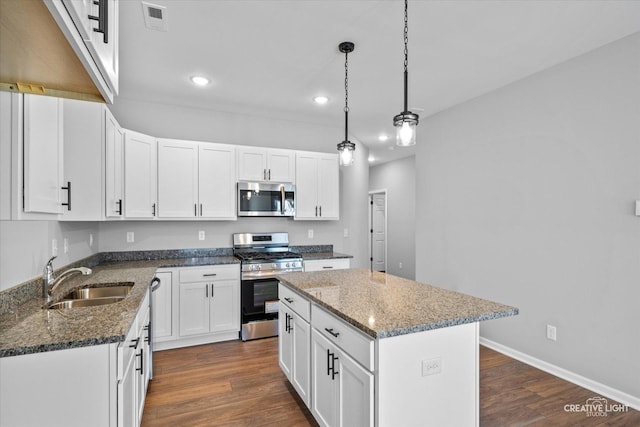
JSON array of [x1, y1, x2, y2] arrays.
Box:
[[233, 232, 303, 341]]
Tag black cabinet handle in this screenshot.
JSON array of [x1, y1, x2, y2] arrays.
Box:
[[144, 323, 150, 343], [326, 349, 339, 379], [202, 273, 217, 277], [325, 327, 340, 338], [319, 206, 322, 217], [205, 284, 208, 298], [284, 297, 293, 303], [136, 349, 143, 374], [61, 181, 71, 211], [326, 348, 331, 376], [129, 337, 140, 349], [88, 0, 108, 43], [194, 203, 197, 216], [268, 169, 271, 180], [263, 169, 266, 180], [322, 266, 334, 269], [116, 198, 122, 215], [152, 203, 156, 216], [200, 203, 203, 216], [315, 206, 318, 217]]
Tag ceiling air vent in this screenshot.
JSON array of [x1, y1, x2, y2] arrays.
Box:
[[142, 1, 168, 31]]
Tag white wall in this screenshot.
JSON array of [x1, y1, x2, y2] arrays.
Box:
[[103, 98, 370, 268], [0, 221, 99, 291], [416, 33, 640, 399], [369, 156, 416, 279]]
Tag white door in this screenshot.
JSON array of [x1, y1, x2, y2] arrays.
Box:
[[317, 154, 339, 219], [371, 193, 386, 272], [118, 347, 137, 427], [237, 147, 267, 181], [85, 0, 119, 93], [124, 130, 157, 218], [210, 279, 239, 333], [294, 153, 319, 219], [157, 140, 198, 218], [338, 349, 374, 427], [312, 329, 338, 427], [199, 143, 236, 218], [291, 312, 311, 407], [152, 272, 172, 340], [105, 108, 124, 218], [62, 0, 93, 40], [23, 94, 63, 214], [178, 283, 210, 337], [279, 306, 293, 379], [267, 149, 295, 182]]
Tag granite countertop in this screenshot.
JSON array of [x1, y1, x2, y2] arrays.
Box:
[[277, 268, 518, 339], [0, 256, 239, 358], [301, 252, 352, 261]]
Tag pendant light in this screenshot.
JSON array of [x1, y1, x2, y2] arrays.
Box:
[[337, 41, 356, 166], [393, 0, 419, 146]]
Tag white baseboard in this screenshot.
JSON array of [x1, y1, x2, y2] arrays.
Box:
[[479, 337, 640, 412]]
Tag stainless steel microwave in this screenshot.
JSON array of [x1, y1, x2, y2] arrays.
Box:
[[237, 182, 295, 217]]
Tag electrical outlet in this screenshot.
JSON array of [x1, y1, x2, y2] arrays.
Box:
[[126, 232, 135, 243], [547, 324, 557, 341], [343, 228, 349, 238], [63, 238, 69, 254], [198, 230, 205, 241], [422, 357, 442, 376], [308, 229, 314, 239], [89, 233, 94, 248], [51, 239, 58, 256], [399, 262, 403, 269]]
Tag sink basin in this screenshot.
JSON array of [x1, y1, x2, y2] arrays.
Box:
[[64, 284, 134, 300], [47, 297, 125, 309]]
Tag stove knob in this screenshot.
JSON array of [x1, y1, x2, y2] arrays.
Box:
[[273, 263, 277, 269], [286, 263, 291, 268], [257, 265, 262, 270]]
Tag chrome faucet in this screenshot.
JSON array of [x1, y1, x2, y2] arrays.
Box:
[[42, 256, 93, 302]]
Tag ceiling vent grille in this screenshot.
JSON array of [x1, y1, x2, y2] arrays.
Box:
[[142, 1, 168, 31]]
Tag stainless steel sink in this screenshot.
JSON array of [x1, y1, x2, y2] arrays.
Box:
[[47, 297, 125, 309], [64, 284, 134, 300]]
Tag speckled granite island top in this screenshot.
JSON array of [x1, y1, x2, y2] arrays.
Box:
[[0, 256, 239, 358], [277, 268, 518, 339]]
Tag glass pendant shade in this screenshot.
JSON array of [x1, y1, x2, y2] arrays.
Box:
[[394, 0, 419, 148], [395, 118, 417, 146], [338, 140, 355, 166]]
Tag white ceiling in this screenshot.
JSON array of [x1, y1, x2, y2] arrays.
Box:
[[118, 0, 640, 165]]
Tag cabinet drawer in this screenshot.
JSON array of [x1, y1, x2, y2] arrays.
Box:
[[311, 305, 374, 371], [304, 258, 350, 272], [279, 284, 310, 322], [179, 264, 239, 282]]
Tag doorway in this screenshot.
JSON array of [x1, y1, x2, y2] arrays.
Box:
[[369, 190, 387, 272]]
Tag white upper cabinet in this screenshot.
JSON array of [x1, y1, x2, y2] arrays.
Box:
[[157, 139, 236, 220], [237, 147, 295, 183], [105, 108, 124, 218], [22, 94, 64, 215], [295, 152, 339, 220], [45, 0, 119, 102], [60, 98, 105, 221], [124, 130, 157, 218]]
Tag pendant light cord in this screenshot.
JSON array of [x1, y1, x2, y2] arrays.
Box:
[[403, 0, 409, 113], [344, 47, 349, 142]]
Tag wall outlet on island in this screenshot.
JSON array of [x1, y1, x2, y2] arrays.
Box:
[[546, 324, 557, 341], [422, 357, 442, 376]]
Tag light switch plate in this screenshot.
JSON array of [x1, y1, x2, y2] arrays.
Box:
[[635, 200, 640, 216]]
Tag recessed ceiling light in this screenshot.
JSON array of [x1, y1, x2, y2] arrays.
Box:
[[313, 96, 329, 105], [190, 76, 210, 86], [378, 134, 389, 142]]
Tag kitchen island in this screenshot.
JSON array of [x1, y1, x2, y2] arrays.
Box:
[[277, 268, 518, 427]]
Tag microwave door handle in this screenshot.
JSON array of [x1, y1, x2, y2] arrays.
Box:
[[281, 187, 285, 215]]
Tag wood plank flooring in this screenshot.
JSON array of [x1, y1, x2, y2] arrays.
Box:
[[142, 338, 640, 426]]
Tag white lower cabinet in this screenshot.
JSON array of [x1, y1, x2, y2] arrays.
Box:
[[279, 296, 311, 407], [152, 270, 174, 342], [303, 258, 350, 272]]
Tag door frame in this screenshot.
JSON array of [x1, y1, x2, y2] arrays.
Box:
[[368, 189, 387, 272]]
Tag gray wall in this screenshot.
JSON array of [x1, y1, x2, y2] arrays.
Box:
[[415, 33, 640, 398], [369, 156, 416, 279]]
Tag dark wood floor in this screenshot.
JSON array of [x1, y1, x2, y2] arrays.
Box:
[[142, 338, 640, 426]]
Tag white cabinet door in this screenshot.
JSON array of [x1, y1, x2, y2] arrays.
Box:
[[338, 350, 374, 427], [304, 259, 351, 272], [157, 139, 198, 218], [105, 108, 124, 218], [124, 130, 157, 218], [294, 153, 319, 219], [291, 310, 311, 407], [136, 312, 149, 425], [279, 306, 293, 379], [118, 348, 137, 427], [23, 94, 63, 214], [199, 143, 236, 219], [237, 147, 267, 181], [85, 0, 119, 94], [267, 148, 295, 182], [295, 152, 339, 220], [152, 272, 173, 341], [179, 283, 210, 337], [317, 155, 339, 220], [312, 329, 339, 427], [62, 0, 93, 40], [60, 98, 104, 221], [210, 279, 239, 333]]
